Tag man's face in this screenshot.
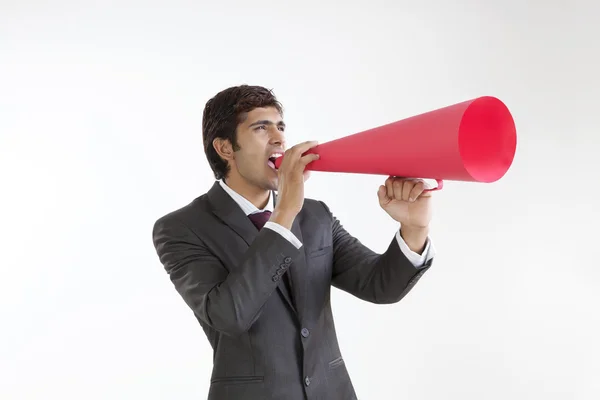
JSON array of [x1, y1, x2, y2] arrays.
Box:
[[227, 106, 286, 191]]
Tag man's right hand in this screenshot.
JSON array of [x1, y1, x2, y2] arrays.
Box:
[[271, 141, 320, 229]]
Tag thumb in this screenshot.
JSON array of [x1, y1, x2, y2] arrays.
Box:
[[377, 185, 390, 206]]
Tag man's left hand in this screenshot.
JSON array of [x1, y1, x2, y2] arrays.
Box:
[[377, 177, 433, 253]]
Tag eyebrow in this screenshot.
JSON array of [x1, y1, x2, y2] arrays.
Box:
[[248, 120, 286, 128]]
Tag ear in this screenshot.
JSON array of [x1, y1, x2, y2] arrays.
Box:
[[213, 138, 235, 161]]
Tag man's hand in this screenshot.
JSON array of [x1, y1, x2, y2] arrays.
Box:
[[377, 176, 433, 254], [271, 141, 320, 229]]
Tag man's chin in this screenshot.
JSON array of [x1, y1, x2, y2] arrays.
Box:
[[263, 167, 278, 188], [263, 176, 278, 192], [266, 180, 278, 192]]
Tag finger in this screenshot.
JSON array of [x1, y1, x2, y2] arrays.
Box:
[[299, 153, 320, 165], [292, 140, 319, 154], [402, 179, 414, 201], [385, 177, 395, 199], [392, 178, 404, 200], [408, 180, 426, 201], [377, 185, 390, 205]]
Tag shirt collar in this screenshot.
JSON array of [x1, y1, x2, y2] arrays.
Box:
[[218, 179, 274, 215]]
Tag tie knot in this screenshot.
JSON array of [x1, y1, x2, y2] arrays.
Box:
[[248, 211, 272, 230]]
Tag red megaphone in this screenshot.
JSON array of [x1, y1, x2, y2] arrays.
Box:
[[274, 96, 516, 191]]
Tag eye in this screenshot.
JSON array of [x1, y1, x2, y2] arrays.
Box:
[[255, 125, 267, 131], [278, 126, 285, 132]]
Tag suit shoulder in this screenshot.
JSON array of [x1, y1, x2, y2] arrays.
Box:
[[152, 193, 211, 232], [302, 197, 333, 219]]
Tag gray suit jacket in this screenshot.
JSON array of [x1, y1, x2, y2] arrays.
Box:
[[152, 181, 433, 399]]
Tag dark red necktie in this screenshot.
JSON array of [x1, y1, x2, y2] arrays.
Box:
[[248, 211, 272, 230]]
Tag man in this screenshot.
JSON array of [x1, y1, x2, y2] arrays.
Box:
[[152, 85, 436, 399]]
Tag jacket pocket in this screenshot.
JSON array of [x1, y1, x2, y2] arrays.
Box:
[[308, 245, 332, 258], [210, 376, 264, 385], [328, 356, 344, 369]]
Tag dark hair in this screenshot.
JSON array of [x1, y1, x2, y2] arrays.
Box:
[[202, 85, 283, 180]]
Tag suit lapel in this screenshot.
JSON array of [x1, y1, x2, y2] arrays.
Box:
[[207, 182, 259, 246], [206, 182, 298, 316], [289, 216, 307, 322]]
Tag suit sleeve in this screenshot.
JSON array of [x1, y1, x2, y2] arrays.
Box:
[[319, 201, 433, 304], [394, 230, 436, 267], [152, 215, 301, 336]]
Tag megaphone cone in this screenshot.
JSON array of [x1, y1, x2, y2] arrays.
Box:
[[274, 96, 517, 191]]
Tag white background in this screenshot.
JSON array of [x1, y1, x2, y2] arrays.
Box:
[[2, 0, 599, 399]]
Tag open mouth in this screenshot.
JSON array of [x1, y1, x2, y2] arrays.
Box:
[[267, 152, 283, 170]]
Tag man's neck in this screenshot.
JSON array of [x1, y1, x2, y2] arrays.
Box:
[[223, 175, 271, 210]]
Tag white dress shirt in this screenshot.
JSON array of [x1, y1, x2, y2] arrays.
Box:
[[218, 180, 435, 268]]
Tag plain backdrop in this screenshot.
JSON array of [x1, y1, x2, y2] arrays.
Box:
[[1, 0, 599, 399]]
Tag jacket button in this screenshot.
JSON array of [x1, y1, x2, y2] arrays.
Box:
[[284, 257, 292, 263], [304, 376, 310, 386], [301, 328, 309, 337]]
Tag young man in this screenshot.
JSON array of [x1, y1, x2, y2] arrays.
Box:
[[152, 85, 436, 400]]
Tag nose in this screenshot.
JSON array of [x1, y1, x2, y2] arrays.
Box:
[[269, 127, 286, 147]]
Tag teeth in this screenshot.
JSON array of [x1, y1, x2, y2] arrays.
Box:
[[269, 153, 282, 159]]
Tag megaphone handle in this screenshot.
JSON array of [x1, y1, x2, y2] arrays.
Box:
[[424, 179, 444, 192]]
